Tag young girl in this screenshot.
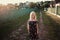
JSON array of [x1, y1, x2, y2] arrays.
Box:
[[27, 11, 39, 40]]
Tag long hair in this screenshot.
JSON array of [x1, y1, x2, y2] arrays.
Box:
[[29, 11, 37, 21]]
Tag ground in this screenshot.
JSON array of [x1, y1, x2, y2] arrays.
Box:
[[42, 12, 60, 40], [0, 8, 60, 40], [3, 11, 60, 40]]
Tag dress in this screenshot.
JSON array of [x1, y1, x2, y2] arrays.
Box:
[[29, 21, 38, 40]]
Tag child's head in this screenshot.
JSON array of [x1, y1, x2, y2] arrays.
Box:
[[29, 11, 37, 20]]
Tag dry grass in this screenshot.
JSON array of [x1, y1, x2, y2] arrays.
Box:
[[42, 12, 60, 40]]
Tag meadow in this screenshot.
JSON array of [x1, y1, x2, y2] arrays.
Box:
[[0, 7, 40, 40]]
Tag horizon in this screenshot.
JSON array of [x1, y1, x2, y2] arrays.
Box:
[[0, 0, 52, 5]]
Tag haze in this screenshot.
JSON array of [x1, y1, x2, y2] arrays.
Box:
[[0, 0, 52, 5]]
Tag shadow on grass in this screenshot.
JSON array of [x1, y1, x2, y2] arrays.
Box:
[[42, 12, 60, 40], [0, 11, 40, 40], [0, 13, 30, 40]]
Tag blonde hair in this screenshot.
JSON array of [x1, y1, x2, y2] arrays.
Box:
[[29, 11, 37, 21]]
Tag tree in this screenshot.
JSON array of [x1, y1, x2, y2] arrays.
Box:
[[29, 2, 36, 8]]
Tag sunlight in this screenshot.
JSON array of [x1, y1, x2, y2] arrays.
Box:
[[0, 0, 52, 5]]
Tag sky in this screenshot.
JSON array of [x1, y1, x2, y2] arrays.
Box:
[[0, 0, 52, 5]]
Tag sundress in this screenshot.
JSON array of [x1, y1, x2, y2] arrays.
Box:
[[28, 21, 38, 40]]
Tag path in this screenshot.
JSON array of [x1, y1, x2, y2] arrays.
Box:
[[38, 12, 49, 40]]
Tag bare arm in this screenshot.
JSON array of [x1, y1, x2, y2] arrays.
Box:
[[37, 23, 39, 34], [27, 21, 29, 33]]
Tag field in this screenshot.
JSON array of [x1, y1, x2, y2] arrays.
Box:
[[0, 7, 40, 40], [1, 7, 60, 40], [42, 12, 60, 40]]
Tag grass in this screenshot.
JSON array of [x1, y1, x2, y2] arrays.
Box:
[[0, 13, 29, 40], [0, 8, 40, 40], [42, 12, 60, 40]]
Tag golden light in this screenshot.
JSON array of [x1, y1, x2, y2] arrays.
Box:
[[0, 0, 52, 5]]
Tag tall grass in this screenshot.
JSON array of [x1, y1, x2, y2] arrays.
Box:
[[0, 7, 40, 40]]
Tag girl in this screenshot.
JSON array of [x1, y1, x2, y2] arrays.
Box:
[[27, 11, 39, 40]]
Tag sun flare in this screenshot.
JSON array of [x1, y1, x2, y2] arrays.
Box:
[[0, 0, 52, 5]]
